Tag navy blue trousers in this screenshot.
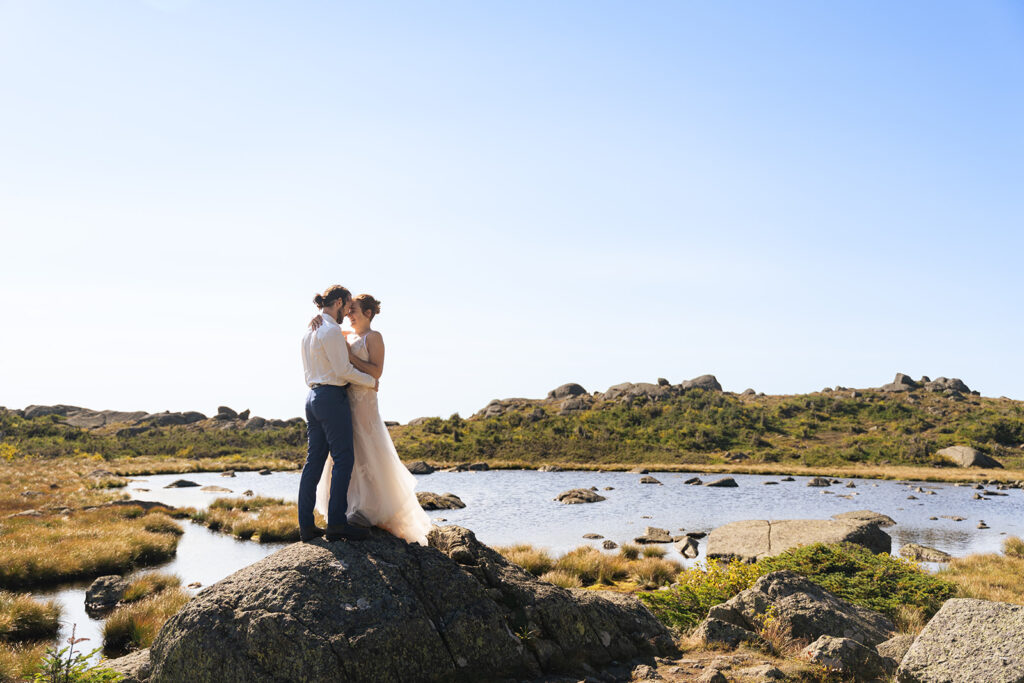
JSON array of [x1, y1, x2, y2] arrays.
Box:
[[298, 385, 354, 528]]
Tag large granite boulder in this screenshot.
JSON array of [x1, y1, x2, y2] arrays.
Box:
[[876, 633, 915, 671], [547, 383, 587, 399], [707, 520, 892, 562], [679, 374, 722, 392], [800, 635, 892, 680], [106, 649, 151, 683], [936, 445, 1003, 469], [896, 598, 1024, 682], [705, 571, 895, 648], [141, 526, 675, 682]]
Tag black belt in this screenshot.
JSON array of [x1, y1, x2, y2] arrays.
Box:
[[311, 383, 345, 389]]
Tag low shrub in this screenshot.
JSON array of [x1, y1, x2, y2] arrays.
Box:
[[628, 557, 680, 589]]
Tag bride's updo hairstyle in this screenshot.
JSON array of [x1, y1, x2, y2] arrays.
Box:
[[353, 294, 381, 320], [313, 285, 351, 310]]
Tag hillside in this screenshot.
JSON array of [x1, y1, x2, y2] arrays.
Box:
[[3, 373, 1023, 473]]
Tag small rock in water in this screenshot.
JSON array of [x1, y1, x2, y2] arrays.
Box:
[[554, 488, 606, 504], [187, 582, 202, 589], [201, 485, 232, 493], [907, 495, 918, 500], [164, 479, 200, 488], [929, 516, 938, 520], [940, 515, 966, 521], [704, 477, 738, 488], [602, 540, 618, 550], [845, 482, 856, 488], [604, 486, 615, 490], [221, 471, 236, 478], [977, 521, 990, 529], [242, 490, 254, 496], [807, 477, 831, 487], [258, 469, 272, 475], [684, 477, 703, 485], [780, 476, 795, 482], [635, 526, 672, 544], [641, 515, 652, 519], [639, 476, 662, 485], [763, 481, 779, 485], [583, 533, 604, 539]]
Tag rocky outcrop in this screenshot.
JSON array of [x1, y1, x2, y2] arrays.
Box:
[[896, 598, 1024, 682], [800, 635, 892, 680], [831, 510, 896, 527], [936, 445, 1003, 469], [702, 571, 895, 648], [679, 375, 722, 392], [141, 526, 675, 682], [555, 489, 606, 504], [707, 521, 891, 562], [881, 373, 919, 393], [547, 383, 587, 399], [85, 575, 128, 615], [899, 543, 951, 563], [602, 382, 671, 402], [693, 618, 762, 648], [416, 492, 465, 510]]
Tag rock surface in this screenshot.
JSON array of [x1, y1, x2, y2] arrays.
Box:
[[896, 598, 1024, 682], [800, 635, 892, 680], [707, 520, 892, 562], [554, 488, 606, 504], [704, 477, 738, 488], [899, 543, 951, 563], [415, 492, 465, 510], [85, 575, 128, 615], [936, 445, 1004, 469], [876, 633, 915, 670], [143, 526, 675, 682], [547, 383, 587, 399], [704, 571, 895, 648], [105, 649, 151, 683], [634, 527, 672, 544], [831, 510, 897, 527], [405, 460, 435, 474]]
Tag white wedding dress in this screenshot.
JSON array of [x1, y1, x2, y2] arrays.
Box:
[[315, 333, 432, 545]]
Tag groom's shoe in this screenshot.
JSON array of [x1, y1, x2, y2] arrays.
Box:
[[325, 523, 369, 542], [299, 525, 325, 543]]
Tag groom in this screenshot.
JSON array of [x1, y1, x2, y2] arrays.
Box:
[[298, 285, 379, 543]]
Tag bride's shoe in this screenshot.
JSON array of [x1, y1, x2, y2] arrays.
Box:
[[347, 510, 373, 528]]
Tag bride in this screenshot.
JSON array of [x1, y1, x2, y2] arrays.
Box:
[[312, 294, 432, 546]]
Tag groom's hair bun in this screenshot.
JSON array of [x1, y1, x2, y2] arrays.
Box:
[[354, 294, 381, 320], [314, 285, 351, 310]]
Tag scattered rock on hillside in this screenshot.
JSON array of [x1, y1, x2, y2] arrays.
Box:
[[85, 575, 128, 615], [704, 477, 738, 488], [741, 388, 756, 396], [899, 543, 951, 563], [897, 598, 1024, 682], [555, 489, 606, 504], [800, 635, 892, 680], [143, 526, 676, 682], [707, 519, 891, 562], [164, 479, 199, 489], [704, 571, 895, 648], [416, 492, 466, 510], [880, 373, 918, 393], [936, 445, 1003, 469], [831, 510, 897, 527], [547, 383, 587, 399], [924, 377, 971, 394], [406, 461, 435, 474]]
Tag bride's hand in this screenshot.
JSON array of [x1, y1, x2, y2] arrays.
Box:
[[309, 315, 323, 331]]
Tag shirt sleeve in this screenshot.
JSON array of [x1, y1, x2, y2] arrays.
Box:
[[321, 327, 377, 388]]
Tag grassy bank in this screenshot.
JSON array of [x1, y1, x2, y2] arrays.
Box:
[[103, 574, 189, 656], [184, 497, 309, 543]]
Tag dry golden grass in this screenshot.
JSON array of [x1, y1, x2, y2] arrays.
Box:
[[110, 455, 298, 476], [938, 537, 1024, 605], [122, 572, 181, 603], [618, 543, 641, 560], [495, 545, 554, 576], [641, 545, 668, 559], [102, 587, 190, 656], [189, 497, 306, 543], [894, 604, 928, 635], [0, 641, 47, 683], [538, 570, 583, 589], [628, 557, 681, 589], [0, 506, 180, 589], [0, 592, 60, 642], [140, 512, 183, 535]]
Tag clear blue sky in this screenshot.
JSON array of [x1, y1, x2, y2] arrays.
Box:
[[2, 1, 1022, 423]]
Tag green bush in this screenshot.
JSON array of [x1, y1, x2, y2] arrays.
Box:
[[639, 543, 958, 631]]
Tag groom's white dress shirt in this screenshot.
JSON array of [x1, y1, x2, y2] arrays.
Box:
[[301, 313, 377, 389]]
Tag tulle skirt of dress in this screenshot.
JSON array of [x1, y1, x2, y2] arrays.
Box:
[[315, 386, 431, 546]]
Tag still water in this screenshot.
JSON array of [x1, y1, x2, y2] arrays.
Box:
[[39, 468, 1024, 658]]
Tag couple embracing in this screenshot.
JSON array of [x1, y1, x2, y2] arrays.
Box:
[[297, 285, 431, 545]]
